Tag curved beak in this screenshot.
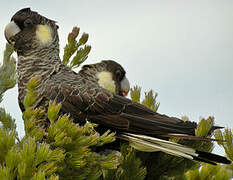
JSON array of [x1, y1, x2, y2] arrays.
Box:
[[4, 21, 21, 44], [120, 76, 130, 97]]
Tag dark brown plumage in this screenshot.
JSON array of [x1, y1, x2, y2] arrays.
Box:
[[4, 8, 231, 165]]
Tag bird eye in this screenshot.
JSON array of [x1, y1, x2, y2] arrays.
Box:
[[115, 70, 122, 78], [24, 19, 33, 27]]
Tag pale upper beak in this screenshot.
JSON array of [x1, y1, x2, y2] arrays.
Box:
[[121, 76, 130, 97], [4, 21, 21, 43]]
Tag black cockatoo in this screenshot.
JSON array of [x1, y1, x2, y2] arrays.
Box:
[[4, 8, 231, 165]]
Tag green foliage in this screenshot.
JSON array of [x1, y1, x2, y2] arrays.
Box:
[[0, 108, 16, 131], [142, 90, 160, 112], [130, 86, 160, 112], [195, 117, 214, 137], [117, 145, 146, 180], [0, 43, 16, 102], [215, 129, 233, 161], [130, 86, 141, 103], [47, 101, 62, 124], [62, 27, 91, 69], [24, 76, 41, 109], [0, 135, 63, 180], [186, 164, 230, 180], [0, 129, 16, 163], [45, 108, 119, 179], [16, 137, 64, 180], [214, 129, 233, 178], [104, 145, 146, 180]]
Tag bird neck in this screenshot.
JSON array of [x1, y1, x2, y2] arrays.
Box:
[[17, 46, 61, 105], [17, 50, 61, 83]]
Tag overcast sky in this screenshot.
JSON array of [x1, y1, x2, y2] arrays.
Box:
[[0, 1, 233, 155]]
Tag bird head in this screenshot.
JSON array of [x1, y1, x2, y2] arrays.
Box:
[[4, 8, 59, 56], [81, 60, 130, 97]]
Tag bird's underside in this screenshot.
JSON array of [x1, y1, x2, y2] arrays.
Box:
[[4, 8, 231, 165]]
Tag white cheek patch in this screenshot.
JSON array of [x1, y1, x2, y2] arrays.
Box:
[[97, 71, 116, 94], [36, 25, 53, 45]]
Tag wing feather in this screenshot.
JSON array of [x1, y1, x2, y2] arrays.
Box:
[[43, 71, 199, 137]]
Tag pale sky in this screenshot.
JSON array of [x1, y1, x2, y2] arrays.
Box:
[[0, 1, 233, 155]]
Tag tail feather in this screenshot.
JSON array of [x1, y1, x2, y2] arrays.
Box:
[[196, 151, 231, 164], [192, 156, 217, 165], [120, 134, 194, 159], [161, 133, 225, 142], [119, 133, 231, 165], [123, 133, 197, 155]]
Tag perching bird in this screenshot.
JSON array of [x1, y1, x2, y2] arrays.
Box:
[[78, 60, 130, 97], [5, 8, 231, 165]]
